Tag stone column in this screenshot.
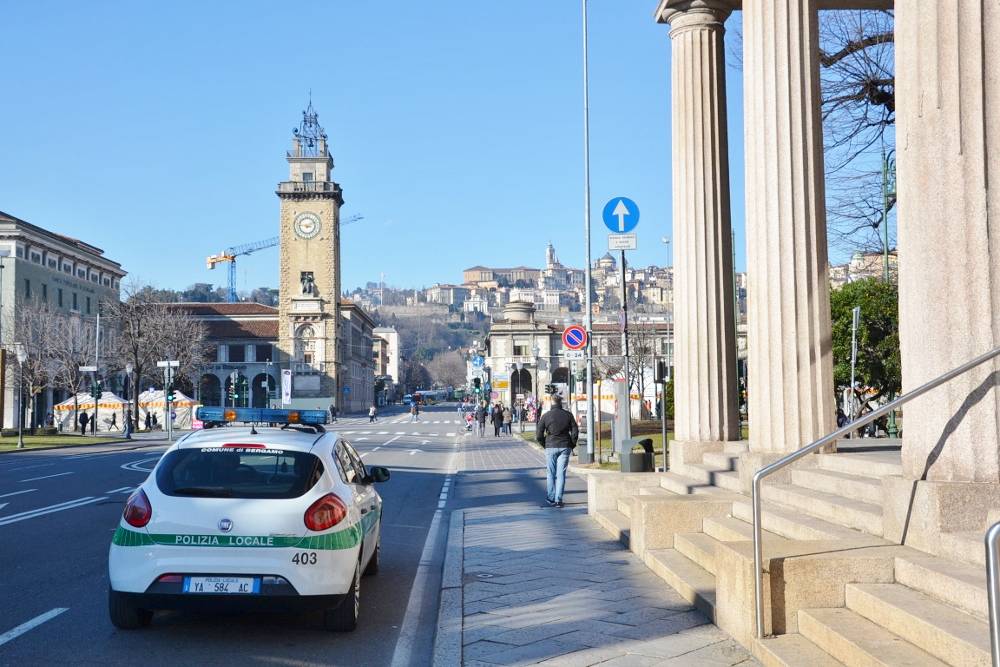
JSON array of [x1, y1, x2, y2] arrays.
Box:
[[743, 0, 835, 454], [658, 1, 740, 446], [896, 2, 1000, 483]]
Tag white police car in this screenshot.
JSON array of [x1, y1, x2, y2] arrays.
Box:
[[108, 407, 389, 631]]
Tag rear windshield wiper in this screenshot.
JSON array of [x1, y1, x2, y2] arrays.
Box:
[[171, 486, 233, 497]]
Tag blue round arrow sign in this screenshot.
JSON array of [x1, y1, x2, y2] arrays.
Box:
[[602, 197, 639, 233]]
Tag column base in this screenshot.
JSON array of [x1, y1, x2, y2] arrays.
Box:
[[882, 478, 1000, 561], [669, 439, 746, 469]]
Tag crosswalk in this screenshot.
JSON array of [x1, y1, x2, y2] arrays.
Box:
[[336, 430, 465, 437], [330, 418, 465, 426]]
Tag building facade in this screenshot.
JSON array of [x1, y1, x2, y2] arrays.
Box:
[[0, 211, 126, 428]]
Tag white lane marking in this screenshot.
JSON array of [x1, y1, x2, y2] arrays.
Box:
[[436, 500, 446, 508], [395, 431, 405, 435], [105, 486, 133, 494], [0, 497, 108, 526], [356, 437, 369, 442], [8, 463, 55, 472], [408, 449, 423, 456], [382, 436, 401, 447], [421, 440, 430, 445], [0, 503, 6, 511], [18, 471, 73, 483], [372, 447, 381, 452], [378, 431, 389, 435], [0, 608, 69, 647], [0, 489, 37, 499], [121, 457, 159, 473]]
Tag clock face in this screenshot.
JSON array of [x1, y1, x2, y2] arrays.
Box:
[[294, 212, 322, 240]]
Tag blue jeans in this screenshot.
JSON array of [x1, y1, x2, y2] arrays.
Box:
[[545, 447, 572, 503]]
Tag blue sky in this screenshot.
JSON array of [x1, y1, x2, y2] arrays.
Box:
[[1, 1, 748, 293]]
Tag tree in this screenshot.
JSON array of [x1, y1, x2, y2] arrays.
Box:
[[9, 301, 60, 428], [830, 278, 900, 414], [400, 358, 432, 394], [728, 10, 896, 255], [819, 10, 896, 256], [425, 350, 467, 388], [104, 283, 209, 427], [49, 313, 99, 428]]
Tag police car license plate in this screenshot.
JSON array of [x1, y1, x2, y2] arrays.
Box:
[[183, 576, 260, 594]]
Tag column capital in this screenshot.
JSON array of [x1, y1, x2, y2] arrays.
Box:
[[655, 0, 733, 32]]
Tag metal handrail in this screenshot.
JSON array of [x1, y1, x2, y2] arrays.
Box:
[[987, 521, 1000, 666], [752, 345, 1000, 640]]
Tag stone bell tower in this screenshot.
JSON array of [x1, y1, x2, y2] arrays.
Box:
[[276, 100, 343, 407]]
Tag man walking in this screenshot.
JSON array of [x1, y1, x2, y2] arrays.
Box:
[[475, 402, 487, 437], [368, 403, 378, 423], [329, 403, 338, 423], [123, 408, 133, 440], [536, 395, 578, 508]]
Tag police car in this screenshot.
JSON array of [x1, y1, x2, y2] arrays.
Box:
[[108, 407, 389, 632]]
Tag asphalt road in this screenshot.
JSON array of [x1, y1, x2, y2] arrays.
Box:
[[0, 403, 465, 667]]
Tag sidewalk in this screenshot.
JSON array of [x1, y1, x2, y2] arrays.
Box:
[[435, 435, 755, 666]]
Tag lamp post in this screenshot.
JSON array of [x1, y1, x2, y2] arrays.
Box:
[[580, 0, 596, 465], [15, 343, 26, 449], [124, 362, 134, 439]]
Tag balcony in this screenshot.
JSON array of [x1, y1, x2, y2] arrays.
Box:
[[276, 181, 342, 194]]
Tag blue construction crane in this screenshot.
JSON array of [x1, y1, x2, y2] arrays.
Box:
[[206, 214, 362, 302]]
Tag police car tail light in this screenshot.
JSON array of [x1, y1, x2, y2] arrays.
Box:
[[123, 489, 152, 528], [304, 493, 348, 531]]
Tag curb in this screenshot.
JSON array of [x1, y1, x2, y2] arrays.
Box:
[[0, 437, 133, 454], [432, 509, 464, 667]]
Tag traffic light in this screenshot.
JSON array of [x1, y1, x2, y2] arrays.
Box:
[[654, 360, 668, 384], [473, 377, 481, 394], [166, 384, 176, 403], [92, 380, 103, 400]]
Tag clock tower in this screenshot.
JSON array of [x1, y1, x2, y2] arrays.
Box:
[[276, 101, 343, 406]]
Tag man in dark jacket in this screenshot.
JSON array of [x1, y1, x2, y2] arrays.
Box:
[[475, 403, 487, 437], [536, 395, 579, 507]]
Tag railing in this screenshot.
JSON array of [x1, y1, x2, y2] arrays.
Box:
[[751, 346, 1000, 641], [276, 181, 340, 194], [987, 522, 1000, 666]]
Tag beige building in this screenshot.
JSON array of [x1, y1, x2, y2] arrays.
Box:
[[275, 102, 345, 409], [0, 211, 126, 428]]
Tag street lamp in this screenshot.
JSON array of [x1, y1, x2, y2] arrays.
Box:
[[125, 362, 134, 438], [15, 342, 26, 449]]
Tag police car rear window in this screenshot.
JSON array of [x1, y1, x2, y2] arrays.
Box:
[[156, 447, 324, 499]]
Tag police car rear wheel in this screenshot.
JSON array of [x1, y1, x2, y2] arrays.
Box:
[[108, 589, 153, 629], [324, 560, 360, 632], [363, 538, 380, 577]]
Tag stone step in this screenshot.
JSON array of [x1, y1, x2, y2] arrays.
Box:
[[761, 483, 883, 536], [594, 509, 630, 549], [616, 497, 632, 519], [756, 633, 846, 667], [790, 468, 883, 505], [816, 451, 902, 478], [659, 471, 731, 496], [637, 486, 671, 496], [732, 497, 875, 542], [895, 552, 988, 621], [702, 515, 792, 549], [675, 461, 741, 489], [674, 532, 718, 575], [798, 606, 949, 667], [938, 530, 985, 567], [724, 441, 749, 455], [644, 548, 716, 622], [702, 451, 740, 470], [703, 515, 755, 542], [846, 582, 990, 667]]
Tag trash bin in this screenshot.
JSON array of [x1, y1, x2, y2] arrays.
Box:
[[620, 437, 655, 472]]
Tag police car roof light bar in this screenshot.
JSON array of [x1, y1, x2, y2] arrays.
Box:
[[195, 406, 330, 427]]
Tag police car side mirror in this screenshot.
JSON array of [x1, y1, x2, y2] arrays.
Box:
[[368, 466, 391, 484]]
